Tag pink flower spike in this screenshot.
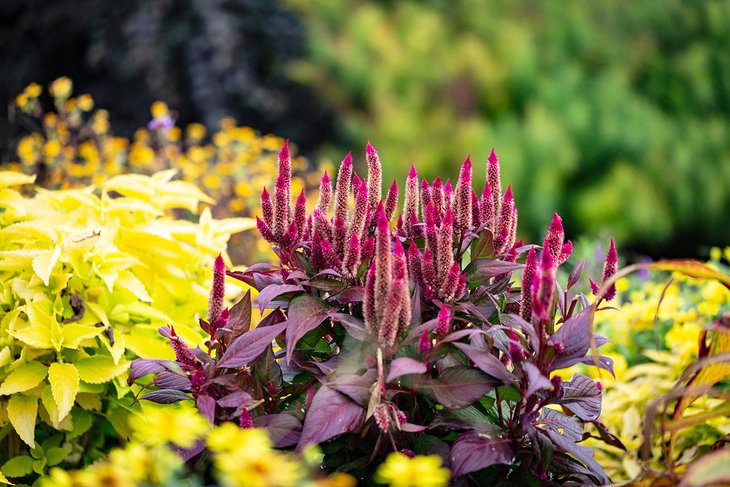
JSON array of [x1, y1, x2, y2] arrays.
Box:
[[403, 164, 420, 228], [256, 216, 276, 244], [366, 142, 382, 210], [333, 215, 347, 259], [379, 275, 405, 347], [374, 207, 393, 324], [362, 236, 375, 262], [456, 273, 467, 299], [508, 328, 524, 364], [544, 212, 565, 265], [520, 247, 538, 321], [438, 261, 461, 302], [343, 233, 361, 279], [277, 140, 292, 221], [454, 156, 473, 232], [480, 183, 494, 232], [320, 235, 342, 271], [422, 248, 437, 289], [443, 179, 453, 212], [432, 177, 444, 219], [589, 278, 600, 296], [435, 306, 451, 336], [313, 208, 333, 242], [497, 186, 515, 253], [364, 264, 376, 331], [240, 408, 253, 429], [471, 189, 480, 228], [261, 187, 273, 227], [208, 254, 226, 323], [418, 330, 431, 356], [420, 178, 432, 218], [385, 179, 399, 222], [602, 238, 618, 301], [334, 152, 353, 222], [316, 171, 332, 214], [436, 209, 454, 282], [407, 240, 423, 286], [487, 147, 502, 224], [424, 203, 439, 256], [294, 189, 307, 234], [558, 240, 573, 266], [350, 180, 369, 241], [273, 173, 290, 240], [531, 249, 556, 324]]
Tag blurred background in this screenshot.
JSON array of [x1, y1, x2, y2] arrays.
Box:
[[2, 0, 729, 259]]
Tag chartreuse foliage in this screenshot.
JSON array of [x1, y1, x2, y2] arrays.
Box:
[[0, 171, 252, 484], [568, 249, 730, 484], [8, 78, 325, 264], [135, 143, 619, 485]]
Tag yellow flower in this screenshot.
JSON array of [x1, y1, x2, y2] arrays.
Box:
[[129, 404, 209, 449], [15, 92, 28, 107], [220, 116, 236, 130], [374, 453, 450, 487], [129, 144, 156, 166], [151, 101, 169, 118], [25, 82, 42, 98], [187, 123, 207, 140], [77, 94, 94, 111], [17, 135, 40, 164], [43, 140, 62, 159], [50, 76, 73, 99]]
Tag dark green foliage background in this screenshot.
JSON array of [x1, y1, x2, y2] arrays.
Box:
[[287, 0, 730, 257]]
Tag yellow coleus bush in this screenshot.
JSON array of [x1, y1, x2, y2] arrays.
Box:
[[0, 171, 253, 448]]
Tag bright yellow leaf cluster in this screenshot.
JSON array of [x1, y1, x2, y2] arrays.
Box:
[[0, 171, 250, 449], [374, 452, 450, 487]]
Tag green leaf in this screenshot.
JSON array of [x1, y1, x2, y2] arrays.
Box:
[[7, 395, 38, 447], [48, 363, 79, 422], [0, 362, 48, 395], [75, 356, 129, 384], [1, 455, 34, 478], [67, 409, 94, 441], [44, 447, 70, 467]]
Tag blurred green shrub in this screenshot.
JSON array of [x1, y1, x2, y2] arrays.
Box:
[[286, 0, 730, 254]]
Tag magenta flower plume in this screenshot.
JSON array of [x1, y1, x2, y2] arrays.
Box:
[[334, 152, 353, 222], [333, 214, 347, 258], [454, 156, 473, 233], [493, 225, 509, 258], [208, 254, 226, 323], [435, 306, 451, 336], [422, 248, 437, 289], [497, 186, 515, 253], [601, 238, 618, 301], [480, 183, 494, 231], [316, 171, 332, 214], [544, 212, 565, 266], [273, 170, 290, 240], [407, 240, 422, 286], [403, 164, 420, 226], [418, 330, 431, 356], [444, 179, 453, 212], [366, 142, 382, 211], [487, 148, 502, 226], [393, 239, 412, 328], [520, 247, 538, 321], [509, 204, 519, 250], [436, 209, 455, 282], [531, 249, 556, 324], [471, 189, 480, 228], [439, 261, 461, 302], [558, 240, 573, 266], [362, 236, 375, 262], [313, 209, 333, 243], [280, 222, 299, 252], [311, 232, 326, 270], [261, 187, 273, 227], [432, 177, 444, 219], [374, 207, 393, 323], [320, 235, 342, 271], [364, 263, 376, 331], [424, 203, 439, 259], [240, 408, 253, 429], [256, 216, 276, 244], [349, 180, 369, 241], [456, 273, 466, 299], [420, 178, 432, 218], [508, 329, 525, 364], [385, 179, 399, 222], [167, 326, 196, 367], [294, 189, 307, 235], [379, 272, 405, 348], [590, 278, 600, 296], [343, 233, 361, 279]]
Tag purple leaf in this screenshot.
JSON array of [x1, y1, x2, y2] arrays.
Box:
[[501, 314, 539, 351], [543, 429, 609, 485], [522, 362, 552, 398], [128, 359, 176, 384], [216, 313, 288, 369], [329, 312, 367, 341], [466, 258, 523, 285], [254, 414, 302, 448], [328, 369, 377, 406], [534, 408, 583, 441], [387, 358, 427, 383], [154, 371, 191, 390], [141, 389, 191, 404], [284, 295, 330, 365], [174, 439, 206, 462], [557, 374, 602, 421], [414, 366, 496, 409], [298, 386, 364, 451], [578, 354, 615, 377], [450, 432, 515, 477], [567, 260, 586, 290], [257, 284, 303, 312], [217, 390, 253, 408], [400, 422, 428, 432], [196, 394, 216, 423], [228, 290, 252, 338], [550, 307, 595, 371], [335, 286, 365, 303], [452, 343, 515, 385]]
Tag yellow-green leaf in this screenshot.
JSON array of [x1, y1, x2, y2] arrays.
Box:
[[48, 363, 79, 422], [75, 356, 129, 384], [0, 362, 48, 395], [647, 260, 730, 289], [0, 171, 36, 187], [60, 324, 104, 349], [31, 246, 61, 286], [9, 323, 52, 350], [7, 394, 38, 447], [0, 471, 12, 484], [116, 270, 152, 302]]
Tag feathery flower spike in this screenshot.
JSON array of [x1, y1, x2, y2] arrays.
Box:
[[334, 152, 353, 222], [315, 171, 332, 214], [520, 247, 538, 321], [531, 249, 556, 324], [374, 207, 393, 324], [454, 156, 473, 232], [403, 164, 419, 226], [435, 306, 451, 336], [487, 148, 502, 230], [261, 187, 273, 227], [366, 142, 382, 211], [208, 254, 226, 323], [384, 179, 399, 222], [544, 212, 565, 266]]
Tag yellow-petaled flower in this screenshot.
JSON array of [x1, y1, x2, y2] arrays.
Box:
[[151, 101, 169, 118], [49, 76, 73, 99], [77, 93, 94, 111], [15, 92, 28, 107], [220, 116, 236, 131], [93, 110, 110, 134], [166, 126, 182, 142], [234, 180, 253, 198], [187, 123, 207, 140], [228, 198, 246, 213], [25, 82, 42, 98], [43, 140, 62, 159], [129, 144, 156, 166], [203, 174, 221, 190], [17, 135, 41, 164], [374, 453, 450, 487], [129, 405, 209, 449], [65, 98, 77, 112]]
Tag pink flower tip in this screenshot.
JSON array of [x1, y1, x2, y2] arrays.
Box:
[[343, 151, 353, 167], [393, 238, 405, 256], [607, 238, 618, 265], [442, 208, 454, 226], [444, 180, 453, 193], [540, 247, 554, 271], [321, 171, 330, 184], [409, 163, 418, 179], [551, 212, 563, 231], [595, 381, 603, 392], [420, 178, 430, 190], [214, 254, 225, 272], [503, 185, 513, 201], [488, 147, 499, 165], [279, 140, 289, 158], [365, 141, 377, 157], [297, 189, 306, 202], [389, 179, 398, 191], [377, 206, 389, 232], [589, 278, 600, 295], [261, 186, 270, 197]]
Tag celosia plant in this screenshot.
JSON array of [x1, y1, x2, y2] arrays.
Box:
[[0, 171, 251, 483], [134, 143, 619, 484]]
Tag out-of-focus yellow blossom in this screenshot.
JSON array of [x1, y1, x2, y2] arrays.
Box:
[[77, 93, 94, 111], [187, 122, 207, 140], [150, 101, 169, 118], [208, 423, 302, 487], [49, 76, 72, 99], [374, 452, 450, 487], [25, 82, 42, 98], [43, 139, 61, 158], [129, 404, 210, 449], [220, 116, 236, 130]]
